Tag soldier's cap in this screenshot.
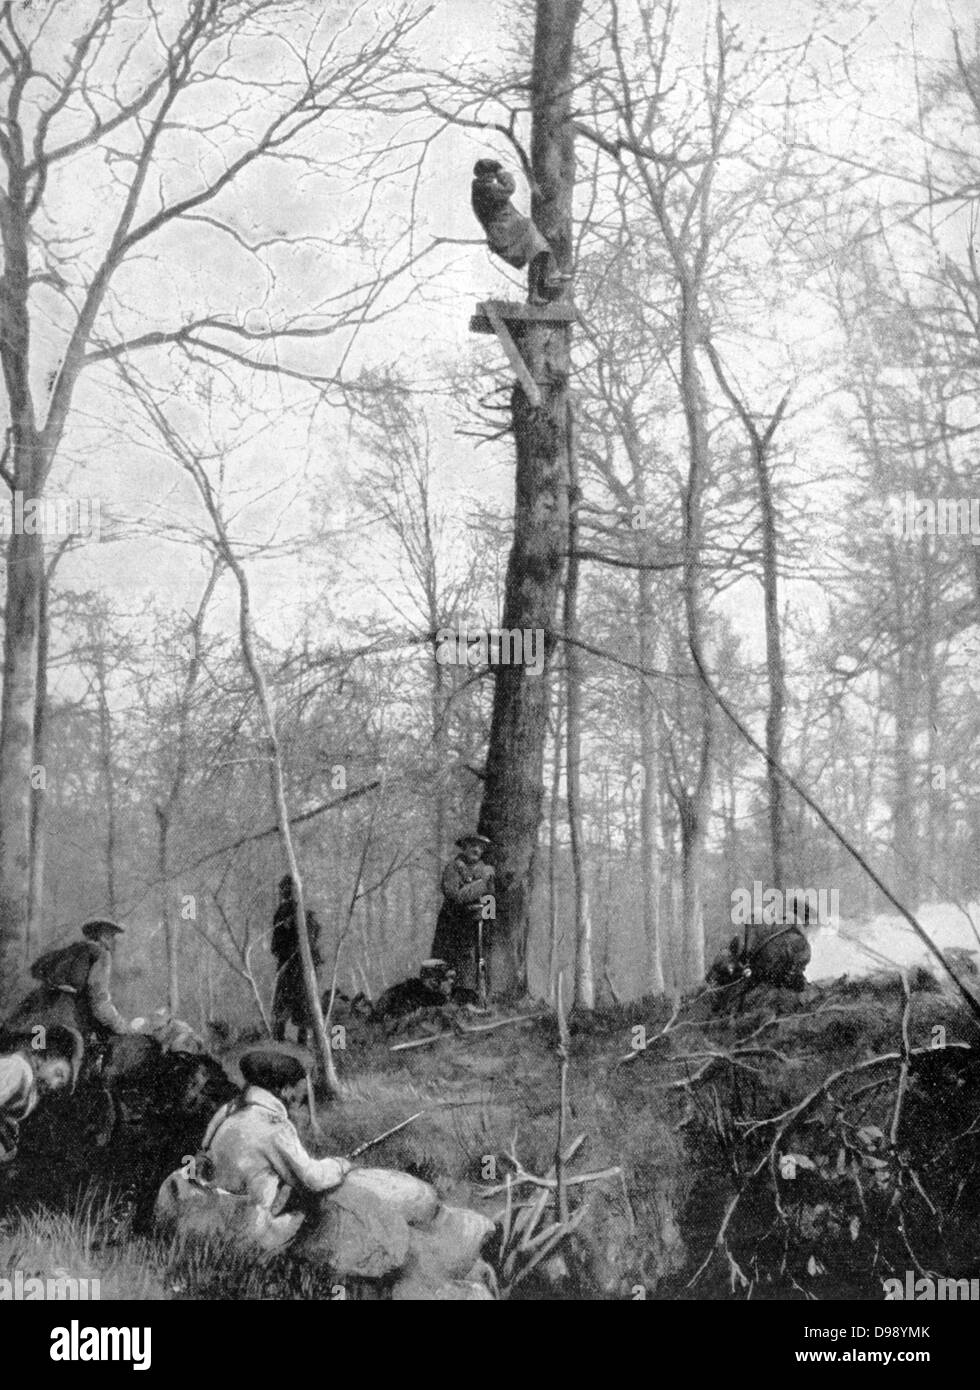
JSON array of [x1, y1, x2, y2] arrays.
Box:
[[420, 958, 455, 977], [219, 1039, 314, 1090], [473, 158, 503, 176], [278, 874, 295, 895], [81, 917, 124, 939], [455, 832, 493, 850], [239, 1049, 309, 1091]]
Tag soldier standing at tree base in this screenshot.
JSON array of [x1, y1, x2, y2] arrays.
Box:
[[430, 833, 495, 1001]]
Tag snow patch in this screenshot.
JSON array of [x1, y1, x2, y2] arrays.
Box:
[[807, 901, 980, 982]]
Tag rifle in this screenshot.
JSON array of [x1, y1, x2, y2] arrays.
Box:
[[347, 1109, 425, 1160], [476, 915, 488, 1010]]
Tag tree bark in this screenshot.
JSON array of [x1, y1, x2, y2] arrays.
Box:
[[564, 404, 594, 1009], [94, 646, 118, 917], [26, 555, 52, 964], [677, 284, 714, 987], [638, 560, 665, 993], [0, 524, 43, 1000], [546, 692, 564, 1006], [0, 110, 42, 996], [752, 440, 786, 888]]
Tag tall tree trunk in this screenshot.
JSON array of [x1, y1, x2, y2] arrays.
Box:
[[638, 562, 665, 993], [156, 807, 180, 1015], [0, 134, 43, 999], [477, 0, 582, 999], [678, 779, 710, 987], [891, 661, 920, 909], [754, 447, 786, 888], [430, 643, 448, 884], [0, 522, 43, 1001], [564, 410, 594, 1009], [26, 556, 51, 964], [678, 283, 713, 986], [231, 561, 341, 1094], [94, 650, 118, 916], [861, 694, 883, 919], [178, 448, 342, 1094], [704, 345, 789, 889], [547, 694, 564, 1006]]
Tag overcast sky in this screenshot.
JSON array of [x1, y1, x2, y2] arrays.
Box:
[[25, 0, 977, 708]]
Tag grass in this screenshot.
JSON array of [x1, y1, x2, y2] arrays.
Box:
[[6, 973, 972, 1299], [0, 1003, 685, 1299], [0, 1188, 168, 1300]]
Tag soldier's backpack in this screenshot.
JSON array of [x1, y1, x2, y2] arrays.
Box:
[[30, 941, 99, 992]]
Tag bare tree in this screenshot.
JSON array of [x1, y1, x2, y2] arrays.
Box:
[[0, 0, 425, 999], [704, 343, 791, 886], [154, 558, 222, 1015], [346, 372, 486, 888]]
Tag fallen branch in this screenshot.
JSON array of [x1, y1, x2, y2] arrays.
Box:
[[653, 1045, 796, 1089], [459, 1011, 548, 1035], [388, 1012, 545, 1051], [482, 1166, 622, 1196], [388, 1031, 453, 1052], [483, 1135, 588, 1202]]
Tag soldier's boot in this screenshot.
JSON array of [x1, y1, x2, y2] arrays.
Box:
[[528, 251, 572, 304]]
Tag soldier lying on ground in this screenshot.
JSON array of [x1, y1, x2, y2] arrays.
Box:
[[319, 988, 372, 1021], [0, 1026, 81, 1163], [371, 960, 478, 1033]]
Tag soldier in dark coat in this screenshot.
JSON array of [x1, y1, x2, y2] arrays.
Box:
[[2, 918, 132, 1051], [271, 875, 323, 1046], [430, 834, 495, 998], [471, 159, 569, 304], [707, 903, 812, 995]]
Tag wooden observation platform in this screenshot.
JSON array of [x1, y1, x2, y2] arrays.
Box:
[[470, 298, 576, 408]]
